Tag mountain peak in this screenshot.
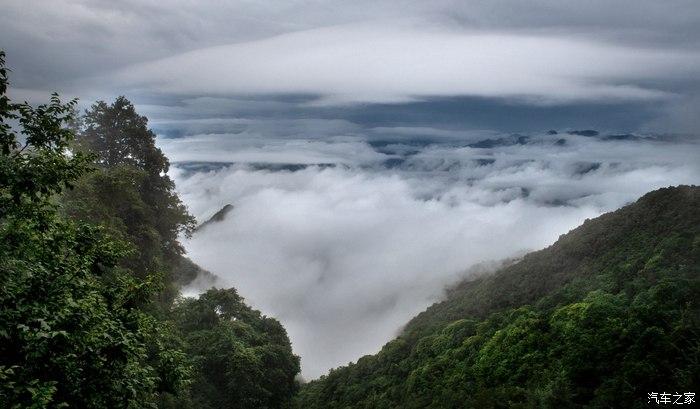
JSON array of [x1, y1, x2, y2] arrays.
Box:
[[196, 204, 234, 232]]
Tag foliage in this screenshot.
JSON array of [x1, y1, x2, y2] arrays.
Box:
[[165, 288, 300, 409], [77, 96, 169, 176], [55, 93, 300, 407], [296, 186, 700, 409], [62, 97, 196, 304], [0, 52, 300, 408], [0, 51, 190, 408]]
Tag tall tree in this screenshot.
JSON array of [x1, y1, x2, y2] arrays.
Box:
[[78, 96, 167, 175], [64, 97, 195, 302], [0, 52, 190, 408], [75, 97, 194, 261]]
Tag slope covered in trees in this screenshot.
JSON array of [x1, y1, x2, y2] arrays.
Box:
[[0, 52, 299, 408], [296, 186, 700, 408]]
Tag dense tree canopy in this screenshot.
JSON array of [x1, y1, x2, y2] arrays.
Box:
[[296, 186, 700, 409], [76, 96, 194, 255], [0, 52, 300, 408], [0, 51, 190, 408], [62, 97, 195, 303], [64, 96, 302, 408], [78, 96, 168, 175], [167, 288, 300, 409]]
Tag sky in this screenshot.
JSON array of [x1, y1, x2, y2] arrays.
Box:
[[3, 0, 700, 378]]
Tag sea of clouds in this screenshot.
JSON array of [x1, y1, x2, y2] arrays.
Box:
[[3, 0, 699, 382], [159, 128, 700, 379]]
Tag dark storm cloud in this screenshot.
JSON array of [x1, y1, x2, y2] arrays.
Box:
[[142, 95, 666, 140], [337, 97, 663, 132]]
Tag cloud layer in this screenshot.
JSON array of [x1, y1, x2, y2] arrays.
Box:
[[4, 0, 700, 109], [115, 23, 699, 104], [165, 131, 700, 378]]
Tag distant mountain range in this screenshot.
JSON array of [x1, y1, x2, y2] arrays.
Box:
[[171, 129, 666, 177]]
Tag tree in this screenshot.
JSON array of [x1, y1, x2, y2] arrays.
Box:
[[75, 97, 194, 261], [63, 97, 195, 304], [0, 51, 190, 408], [78, 96, 167, 175], [171, 288, 300, 409]]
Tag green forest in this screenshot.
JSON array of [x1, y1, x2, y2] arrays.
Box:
[[0, 53, 298, 408], [1, 50, 699, 408], [295, 185, 700, 408]]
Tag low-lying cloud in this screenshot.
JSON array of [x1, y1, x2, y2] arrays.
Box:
[[115, 23, 699, 105], [165, 130, 700, 378]]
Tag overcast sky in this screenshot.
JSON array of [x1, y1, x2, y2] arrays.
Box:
[[3, 1, 699, 378], [3, 0, 700, 131]]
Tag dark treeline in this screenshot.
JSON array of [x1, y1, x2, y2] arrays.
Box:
[[0, 52, 299, 408]]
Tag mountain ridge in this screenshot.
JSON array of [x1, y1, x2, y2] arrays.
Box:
[[403, 184, 699, 341], [295, 185, 700, 409]]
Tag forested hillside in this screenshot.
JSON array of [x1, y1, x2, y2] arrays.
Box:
[[296, 186, 700, 408], [0, 52, 299, 408]]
